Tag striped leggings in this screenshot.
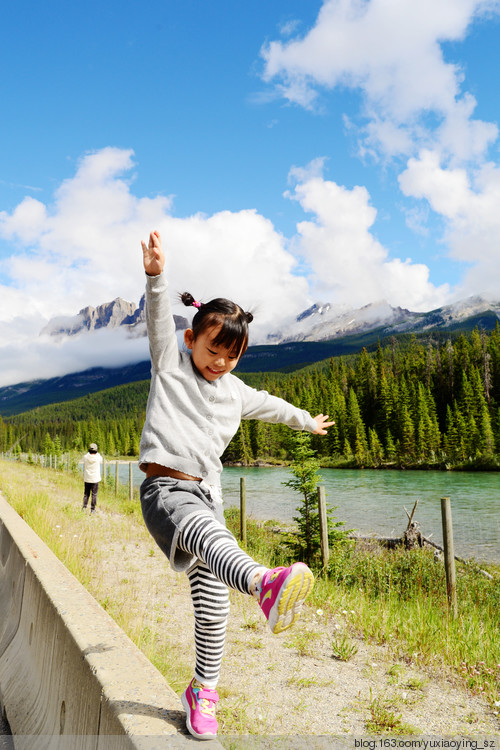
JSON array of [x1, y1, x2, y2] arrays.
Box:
[[178, 512, 266, 688]]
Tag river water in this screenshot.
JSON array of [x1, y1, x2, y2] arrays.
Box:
[[122, 464, 499, 563]]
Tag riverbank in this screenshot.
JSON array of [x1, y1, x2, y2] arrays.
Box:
[[0, 459, 498, 741], [4, 452, 499, 562], [227, 457, 500, 471]]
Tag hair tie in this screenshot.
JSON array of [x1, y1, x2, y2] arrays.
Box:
[[192, 300, 202, 309]]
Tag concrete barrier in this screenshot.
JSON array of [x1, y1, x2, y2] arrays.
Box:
[[0, 493, 221, 749]]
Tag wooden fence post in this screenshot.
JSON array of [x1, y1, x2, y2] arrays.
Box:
[[129, 462, 134, 501], [441, 496, 458, 618], [240, 477, 247, 545], [317, 486, 329, 569], [115, 461, 119, 495]]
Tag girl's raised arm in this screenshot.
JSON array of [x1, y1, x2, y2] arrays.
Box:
[[141, 230, 178, 372], [141, 230, 165, 277]]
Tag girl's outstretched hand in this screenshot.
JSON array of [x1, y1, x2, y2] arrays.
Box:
[[312, 414, 335, 435], [141, 230, 165, 276]]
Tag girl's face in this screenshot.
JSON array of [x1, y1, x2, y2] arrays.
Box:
[[184, 325, 241, 381]]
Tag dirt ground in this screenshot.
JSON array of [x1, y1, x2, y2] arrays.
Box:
[[1, 459, 498, 744], [92, 508, 499, 741]]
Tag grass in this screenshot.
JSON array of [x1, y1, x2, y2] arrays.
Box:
[[283, 628, 321, 657], [225, 506, 500, 708], [365, 692, 419, 735], [0, 457, 195, 693], [1, 457, 499, 726], [331, 633, 359, 661]]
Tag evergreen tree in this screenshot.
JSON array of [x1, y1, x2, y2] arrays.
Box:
[[43, 432, 55, 456], [398, 404, 415, 463], [368, 427, 384, 467], [53, 435, 63, 457], [345, 388, 368, 461], [283, 432, 321, 567], [72, 423, 84, 452], [3, 327, 499, 469], [249, 419, 266, 460], [479, 404, 495, 457], [355, 348, 377, 425], [385, 429, 397, 462], [283, 432, 347, 568], [375, 371, 393, 448], [223, 423, 253, 465]]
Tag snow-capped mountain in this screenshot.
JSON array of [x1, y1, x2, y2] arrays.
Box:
[[41, 295, 188, 337], [39, 294, 500, 345], [266, 296, 500, 344]]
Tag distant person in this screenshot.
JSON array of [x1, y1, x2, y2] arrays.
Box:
[[138, 230, 335, 740], [82, 443, 103, 513]]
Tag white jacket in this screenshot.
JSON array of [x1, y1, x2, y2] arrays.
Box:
[[83, 452, 103, 483]]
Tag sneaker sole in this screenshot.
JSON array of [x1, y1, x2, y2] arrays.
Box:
[[269, 563, 314, 634], [181, 690, 217, 740]]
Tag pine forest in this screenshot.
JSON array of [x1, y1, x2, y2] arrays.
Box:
[[1, 327, 500, 470]]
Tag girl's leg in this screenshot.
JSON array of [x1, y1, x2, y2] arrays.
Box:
[[178, 513, 265, 596], [179, 513, 314, 740], [187, 560, 229, 688], [179, 512, 314, 634], [181, 555, 233, 739]]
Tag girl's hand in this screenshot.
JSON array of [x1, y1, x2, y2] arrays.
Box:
[[312, 414, 335, 435], [141, 230, 165, 276]]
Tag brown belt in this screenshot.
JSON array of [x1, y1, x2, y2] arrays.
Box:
[[145, 463, 201, 482]]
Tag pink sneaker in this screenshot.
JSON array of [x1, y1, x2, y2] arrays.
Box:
[[257, 562, 314, 634], [181, 678, 219, 740]]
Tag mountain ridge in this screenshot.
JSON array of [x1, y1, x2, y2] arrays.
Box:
[[1, 294, 498, 418], [268, 295, 500, 343], [39, 291, 500, 346], [41, 294, 188, 338]]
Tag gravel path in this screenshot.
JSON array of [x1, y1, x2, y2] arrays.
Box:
[[2, 460, 497, 744], [93, 510, 499, 740]]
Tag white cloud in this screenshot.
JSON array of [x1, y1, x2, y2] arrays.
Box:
[[287, 160, 449, 310], [0, 146, 309, 325], [0, 326, 150, 389], [399, 149, 500, 298], [279, 19, 301, 37], [0, 147, 310, 385], [261, 0, 500, 160], [0, 148, 458, 388], [260, 0, 500, 307], [0, 196, 47, 244], [161, 208, 310, 343], [0, 147, 171, 319]]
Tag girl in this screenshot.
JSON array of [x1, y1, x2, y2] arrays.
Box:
[[139, 230, 334, 740]]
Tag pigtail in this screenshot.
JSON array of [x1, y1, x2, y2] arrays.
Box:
[[180, 292, 202, 309], [245, 311, 254, 324]]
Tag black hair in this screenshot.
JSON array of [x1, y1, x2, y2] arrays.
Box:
[[180, 292, 253, 357]]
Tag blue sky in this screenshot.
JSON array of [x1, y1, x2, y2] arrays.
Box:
[[1, 0, 500, 386]]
